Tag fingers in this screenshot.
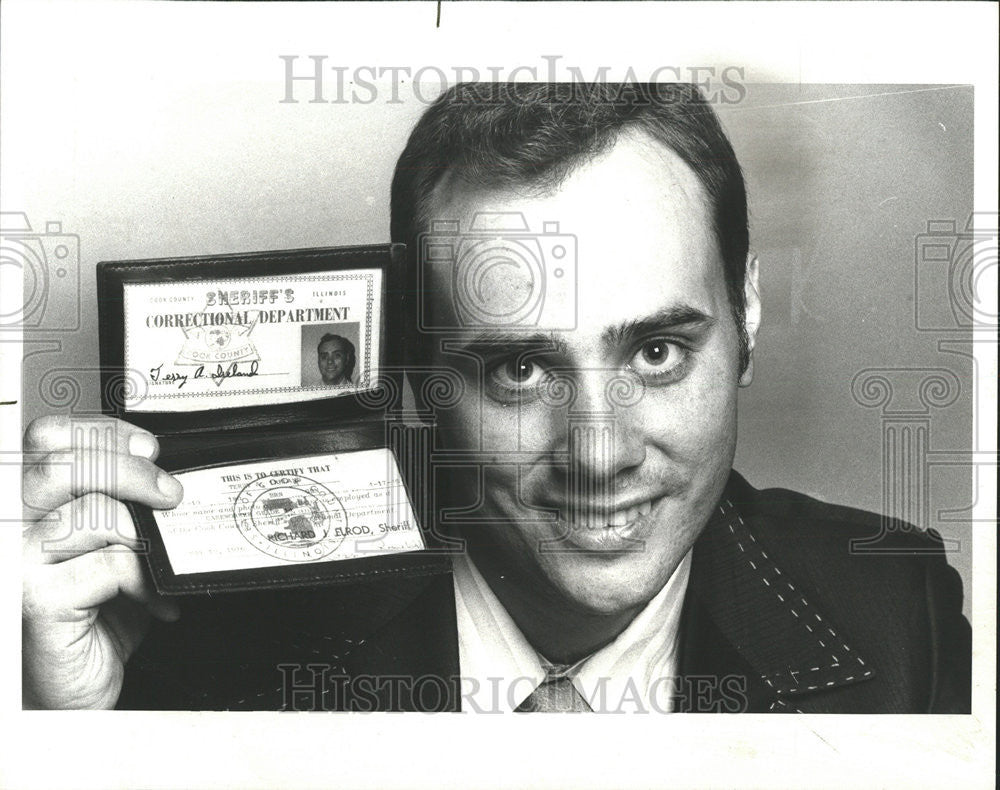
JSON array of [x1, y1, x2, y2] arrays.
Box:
[[23, 448, 183, 513], [23, 493, 140, 566], [65, 547, 171, 614], [22, 492, 181, 621], [24, 415, 160, 461], [23, 544, 180, 625], [22, 415, 177, 515]]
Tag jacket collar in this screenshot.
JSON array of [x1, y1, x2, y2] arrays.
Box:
[[340, 473, 878, 711], [680, 472, 876, 709]]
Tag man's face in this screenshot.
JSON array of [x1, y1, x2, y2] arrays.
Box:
[[426, 129, 760, 618], [317, 338, 349, 384]]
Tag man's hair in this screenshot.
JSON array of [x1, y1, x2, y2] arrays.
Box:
[[317, 333, 356, 382], [390, 82, 751, 371]]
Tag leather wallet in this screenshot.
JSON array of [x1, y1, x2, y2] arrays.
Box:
[[97, 243, 450, 595]]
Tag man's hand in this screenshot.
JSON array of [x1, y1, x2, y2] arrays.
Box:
[[21, 416, 184, 709]]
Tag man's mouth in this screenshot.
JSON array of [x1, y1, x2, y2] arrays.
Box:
[[574, 497, 656, 529], [554, 493, 669, 552]]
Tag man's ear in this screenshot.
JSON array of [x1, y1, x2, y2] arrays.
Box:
[[739, 253, 761, 388]]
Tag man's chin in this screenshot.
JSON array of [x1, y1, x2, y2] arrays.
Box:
[[539, 550, 682, 618]]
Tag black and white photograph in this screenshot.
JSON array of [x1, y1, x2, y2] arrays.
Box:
[[1, 2, 995, 789], [302, 322, 361, 389]]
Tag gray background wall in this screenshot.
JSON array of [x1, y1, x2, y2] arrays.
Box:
[[11, 82, 974, 612]]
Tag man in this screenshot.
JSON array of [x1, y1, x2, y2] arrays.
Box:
[[316, 333, 355, 387], [21, 83, 971, 713]]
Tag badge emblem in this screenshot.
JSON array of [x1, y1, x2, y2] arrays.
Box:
[[233, 473, 347, 562]]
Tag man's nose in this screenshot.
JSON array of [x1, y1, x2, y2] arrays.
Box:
[[562, 369, 646, 482]]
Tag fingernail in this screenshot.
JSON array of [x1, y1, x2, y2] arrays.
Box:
[[157, 470, 183, 500], [129, 432, 158, 459]]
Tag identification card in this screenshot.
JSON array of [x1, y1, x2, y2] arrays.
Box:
[[153, 448, 424, 575], [122, 269, 382, 412]]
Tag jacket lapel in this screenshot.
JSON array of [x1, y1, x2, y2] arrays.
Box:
[[678, 475, 876, 712]]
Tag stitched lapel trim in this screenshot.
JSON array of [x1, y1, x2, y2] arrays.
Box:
[[689, 497, 876, 699]]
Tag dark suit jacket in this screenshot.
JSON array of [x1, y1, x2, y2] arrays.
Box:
[[118, 471, 971, 712]]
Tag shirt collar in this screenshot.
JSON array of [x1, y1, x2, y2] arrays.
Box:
[[574, 549, 691, 712], [452, 549, 692, 713], [452, 551, 546, 713]]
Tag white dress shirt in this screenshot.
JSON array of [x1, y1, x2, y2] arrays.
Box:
[[452, 550, 692, 713]]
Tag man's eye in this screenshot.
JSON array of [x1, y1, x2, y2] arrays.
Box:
[[486, 358, 547, 402], [492, 358, 544, 386], [626, 339, 690, 381]]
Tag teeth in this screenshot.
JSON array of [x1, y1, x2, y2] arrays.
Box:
[[577, 498, 656, 529]]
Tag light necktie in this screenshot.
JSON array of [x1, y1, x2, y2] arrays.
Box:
[[515, 663, 592, 712]]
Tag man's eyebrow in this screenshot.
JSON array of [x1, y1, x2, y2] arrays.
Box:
[[458, 331, 566, 357], [602, 306, 717, 346]]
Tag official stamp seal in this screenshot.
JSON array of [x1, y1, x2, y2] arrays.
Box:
[[233, 473, 347, 562]]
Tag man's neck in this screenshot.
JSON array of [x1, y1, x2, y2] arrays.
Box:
[[464, 541, 643, 664]]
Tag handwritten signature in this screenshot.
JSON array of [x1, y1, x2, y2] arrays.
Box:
[[149, 361, 260, 389]]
